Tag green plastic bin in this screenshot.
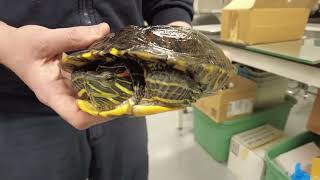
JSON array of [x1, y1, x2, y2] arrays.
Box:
[[193, 96, 297, 162], [264, 132, 320, 180]]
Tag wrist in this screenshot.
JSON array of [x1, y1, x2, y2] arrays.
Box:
[[168, 21, 192, 28]]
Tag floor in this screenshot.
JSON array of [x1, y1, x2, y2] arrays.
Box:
[[147, 111, 236, 180], [146, 86, 317, 180]]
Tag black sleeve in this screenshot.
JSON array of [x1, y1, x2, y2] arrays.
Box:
[[142, 0, 194, 25]]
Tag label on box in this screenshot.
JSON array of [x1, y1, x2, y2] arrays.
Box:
[[230, 140, 250, 160], [230, 125, 282, 156], [227, 98, 254, 117], [236, 125, 282, 149], [230, 140, 240, 157]]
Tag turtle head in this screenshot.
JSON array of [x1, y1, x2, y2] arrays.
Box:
[[71, 63, 135, 111]]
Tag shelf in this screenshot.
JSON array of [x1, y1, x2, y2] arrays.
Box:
[[217, 44, 320, 88]]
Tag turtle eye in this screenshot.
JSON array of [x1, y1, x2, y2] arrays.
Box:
[[114, 67, 126, 73]]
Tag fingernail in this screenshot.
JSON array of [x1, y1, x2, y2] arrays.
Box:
[[93, 23, 110, 36]]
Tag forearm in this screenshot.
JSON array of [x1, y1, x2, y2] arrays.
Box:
[[143, 0, 193, 25], [0, 22, 14, 64]]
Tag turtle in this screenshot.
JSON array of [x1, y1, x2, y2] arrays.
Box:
[[60, 25, 236, 117]]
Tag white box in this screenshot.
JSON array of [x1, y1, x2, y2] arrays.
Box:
[[275, 142, 320, 176], [228, 125, 286, 180]]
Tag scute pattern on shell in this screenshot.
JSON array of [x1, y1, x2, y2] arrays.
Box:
[[86, 25, 235, 94]]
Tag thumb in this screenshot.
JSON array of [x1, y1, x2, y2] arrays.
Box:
[[45, 23, 110, 54]]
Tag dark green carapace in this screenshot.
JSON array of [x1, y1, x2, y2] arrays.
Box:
[[61, 25, 235, 117]]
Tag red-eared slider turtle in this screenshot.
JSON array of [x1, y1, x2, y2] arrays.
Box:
[[61, 25, 235, 117]]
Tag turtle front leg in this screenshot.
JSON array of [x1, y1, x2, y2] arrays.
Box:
[[77, 99, 101, 116], [132, 104, 182, 116], [77, 98, 182, 117], [61, 50, 109, 72], [77, 99, 135, 117]]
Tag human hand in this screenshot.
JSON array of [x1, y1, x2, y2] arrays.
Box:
[[168, 21, 191, 28], [0, 22, 110, 129]]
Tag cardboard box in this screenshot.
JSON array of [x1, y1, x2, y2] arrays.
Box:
[[307, 90, 320, 135], [195, 75, 257, 123], [228, 125, 286, 180], [275, 142, 320, 176], [221, 0, 317, 45], [311, 157, 320, 180]]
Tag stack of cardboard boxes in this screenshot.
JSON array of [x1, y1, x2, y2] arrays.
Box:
[[193, 1, 320, 179]]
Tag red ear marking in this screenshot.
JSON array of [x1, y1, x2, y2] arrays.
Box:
[[117, 70, 129, 77]]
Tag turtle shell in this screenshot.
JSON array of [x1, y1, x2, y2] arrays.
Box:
[[62, 25, 235, 95]]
